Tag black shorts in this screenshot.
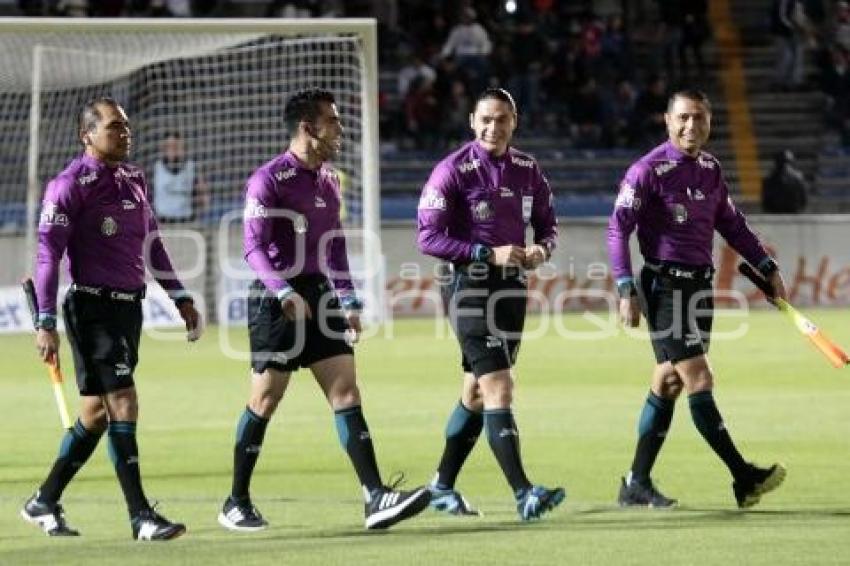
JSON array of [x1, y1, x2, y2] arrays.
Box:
[[62, 288, 143, 396], [639, 263, 714, 364], [248, 275, 353, 373], [442, 263, 527, 378]]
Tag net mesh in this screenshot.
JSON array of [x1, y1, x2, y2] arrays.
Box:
[[0, 28, 373, 321]]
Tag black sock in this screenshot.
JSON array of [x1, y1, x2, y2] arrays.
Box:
[[39, 419, 102, 503], [434, 401, 483, 489], [689, 391, 749, 479], [231, 406, 269, 502], [629, 391, 675, 483], [484, 409, 531, 495], [107, 421, 149, 517], [334, 406, 382, 493]]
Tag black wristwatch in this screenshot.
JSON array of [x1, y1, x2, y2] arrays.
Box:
[[472, 244, 493, 263], [37, 314, 57, 331], [617, 279, 637, 299], [758, 257, 779, 278], [174, 296, 194, 309]]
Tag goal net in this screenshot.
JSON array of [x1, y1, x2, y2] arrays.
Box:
[[0, 18, 383, 326]]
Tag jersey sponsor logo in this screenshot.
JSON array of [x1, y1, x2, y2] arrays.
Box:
[[485, 335, 502, 348], [115, 363, 131, 376], [614, 182, 641, 210], [654, 160, 678, 176], [472, 200, 494, 222], [499, 186, 515, 198], [244, 197, 267, 219], [122, 199, 137, 210], [673, 203, 688, 224], [39, 201, 69, 227], [77, 170, 98, 185], [314, 195, 327, 208], [457, 159, 480, 173], [101, 216, 118, 236], [697, 154, 716, 169], [274, 168, 296, 181], [510, 155, 534, 168], [418, 187, 447, 210], [117, 167, 143, 179]]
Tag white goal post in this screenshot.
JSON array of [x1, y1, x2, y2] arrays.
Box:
[[0, 17, 383, 323]]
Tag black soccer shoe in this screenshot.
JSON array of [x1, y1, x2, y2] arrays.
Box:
[[618, 477, 678, 508], [20, 493, 80, 536], [131, 506, 186, 541], [365, 483, 431, 530], [733, 463, 787, 509], [217, 496, 269, 532]]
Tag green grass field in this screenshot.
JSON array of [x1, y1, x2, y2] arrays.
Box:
[[2, 310, 850, 565]]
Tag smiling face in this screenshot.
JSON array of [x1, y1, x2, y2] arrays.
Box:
[[306, 101, 343, 162], [665, 94, 711, 156], [81, 102, 131, 165], [470, 96, 517, 157]]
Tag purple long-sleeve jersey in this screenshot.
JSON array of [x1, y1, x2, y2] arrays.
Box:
[[243, 150, 354, 296], [35, 154, 186, 314], [607, 141, 769, 280], [417, 141, 557, 261]]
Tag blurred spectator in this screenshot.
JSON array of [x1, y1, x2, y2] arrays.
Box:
[[397, 51, 436, 99], [441, 79, 472, 144], [403, 76, 441, 150], [607, 78, 638, 147], [762, 150, 809, 213], [570, 77, 607, 148], [654, 0, 684, 83], [771, 0, 808, 90], [832, 0, 850, 52], [819, 44, 850, 142], [508, 18, 550, 127], [632, 75, 668, 148], [680, 0, 709, 79], [601, 13, 633, 80], [440, 7, 492, 93], [153, 132, 210, 222]]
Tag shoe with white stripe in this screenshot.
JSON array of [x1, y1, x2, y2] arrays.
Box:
[[131, 506, 186, 541], [20, 493, 79, 536], [364, 479, 431, 530], [217, 496, 269, 532]]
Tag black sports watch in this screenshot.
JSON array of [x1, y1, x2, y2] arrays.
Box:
[[37, 314, 57, 331], [758, 257, 779, 278], [617, 279, 637, 299], [472, 244, 493, 263]]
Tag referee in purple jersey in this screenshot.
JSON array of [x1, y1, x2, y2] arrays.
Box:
[[417, 88, 565, 520], [22, 97, 201, 540], [608, 89, 788, 509], [218, 89, 430, 532]]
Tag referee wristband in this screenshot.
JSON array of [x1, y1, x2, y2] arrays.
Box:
[[37, 313, 57, 330]]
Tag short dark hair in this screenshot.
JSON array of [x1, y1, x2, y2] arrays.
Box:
[[474, 87, 517, 114], [667, 89, 711, 113], [77, 96, 120, 135], [284, 88, 336, 133]]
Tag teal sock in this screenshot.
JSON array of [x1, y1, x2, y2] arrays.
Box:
[[107, 421, 149, 517], [630, 391, 675, 482], [689, 391, 749, 480], [231, 406, 269, 501], [335, 406, 382, 492], [434, 401, 483, 489], [39, 419, 102, 503], [484, 409, 532, 494]]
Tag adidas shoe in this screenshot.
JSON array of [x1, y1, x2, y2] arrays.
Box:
[[617, 476, 678, 508], [429, 486, 481, 516], [733, 463, 787, 509], [364, 476, 431, 530], [132, 506, 186, 541], [20, 493, 79, 536], [516, 485, 566, 521], [218, 496, 268, 532]]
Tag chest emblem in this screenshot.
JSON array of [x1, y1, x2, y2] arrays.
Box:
[[314, 195, 327, 208], [101, 216, 119, 236], [472, 200, 494, 222], [499, 187, 514, 198]]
